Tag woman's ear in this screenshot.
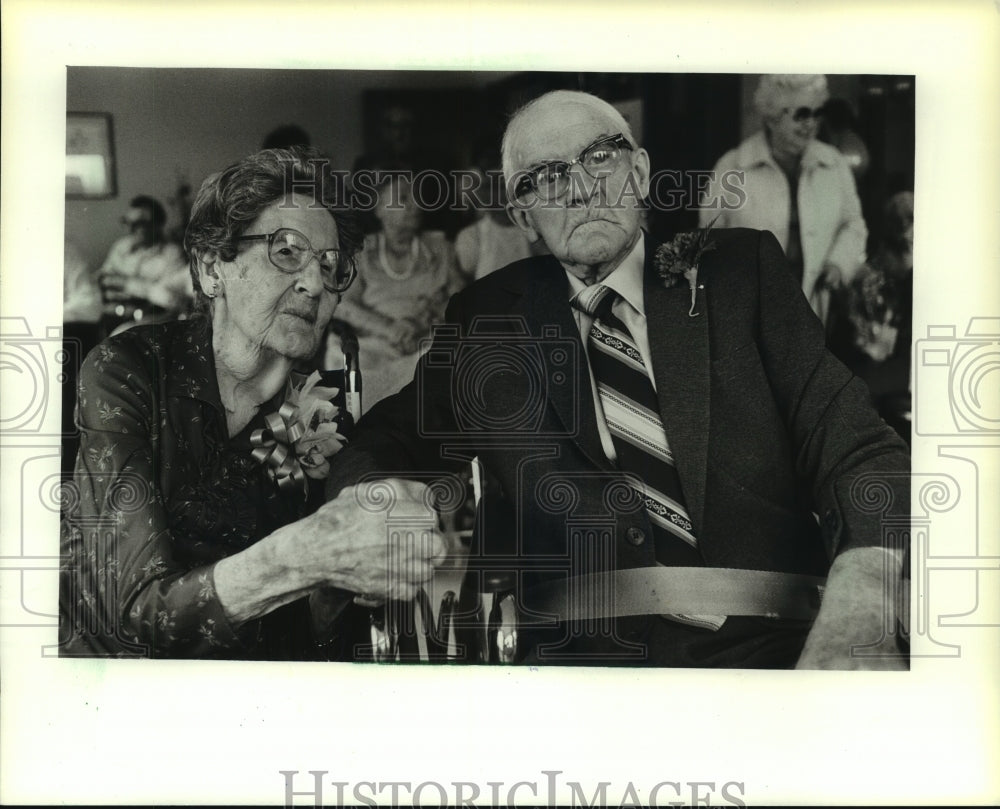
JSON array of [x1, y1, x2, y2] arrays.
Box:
[[194, 250, 222, 298]]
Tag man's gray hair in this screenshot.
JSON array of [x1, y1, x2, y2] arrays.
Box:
[[753, 74, 829, 120], [500, 90, 638, 183]]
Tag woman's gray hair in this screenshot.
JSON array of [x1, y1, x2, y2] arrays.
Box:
[[500, 90, 638, 183], [753, 74, 829, 120], [183, 146, 362, 315]]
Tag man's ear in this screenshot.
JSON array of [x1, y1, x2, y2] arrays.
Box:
[[505, 202, 541, 243], [629, 147, 652, 201]]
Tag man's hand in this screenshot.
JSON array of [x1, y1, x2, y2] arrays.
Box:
[[795, 546, 907, 670], [99, 269, 144, 302]]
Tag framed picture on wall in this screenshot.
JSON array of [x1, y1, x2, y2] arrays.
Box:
[[65, 111, 116, 198]]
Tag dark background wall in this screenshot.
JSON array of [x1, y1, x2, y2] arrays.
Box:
[[65, 68, 913, 268]]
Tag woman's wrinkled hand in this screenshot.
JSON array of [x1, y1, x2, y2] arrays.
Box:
[[298, 478, 448, 603]]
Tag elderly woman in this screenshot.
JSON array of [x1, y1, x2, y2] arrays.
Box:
[[59, 147, 446, 659], [700, 74, 867, 324], [333, 171, 468, 409]]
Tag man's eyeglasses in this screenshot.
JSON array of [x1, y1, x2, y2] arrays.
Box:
[[784, 105, 826, 123], [513, 133, 635, 202], [234, 227, 356, 294]]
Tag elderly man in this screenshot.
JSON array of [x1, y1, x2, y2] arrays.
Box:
[[97, 195, 193, 333], [325, 90, 909, 669]]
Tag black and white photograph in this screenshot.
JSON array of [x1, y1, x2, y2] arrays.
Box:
[[56, 66, 915, 668], [1, 1, 998, 806]]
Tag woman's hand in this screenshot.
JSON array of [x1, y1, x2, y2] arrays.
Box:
[[214, 478, 449, 626], [818, 261, 844, 291], [306, 478, 448, 600]]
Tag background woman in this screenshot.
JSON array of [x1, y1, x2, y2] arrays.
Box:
[[60, 147, 445, 659], [700, 74, 868, 324], [333, 171, 468, 409], [454, 151, 539, 281]]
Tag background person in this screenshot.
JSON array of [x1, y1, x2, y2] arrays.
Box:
[[829, 191, 914, 445], [262, 123, 311, 150], [97, 195, 194, 334], [699, 74, 867, 325], [455, 150, 541, 280], [334, 170, 468, 409], [63, 239, 102, 326]]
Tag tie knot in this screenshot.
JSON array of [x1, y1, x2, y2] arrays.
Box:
[[573, 284, 615, 318]]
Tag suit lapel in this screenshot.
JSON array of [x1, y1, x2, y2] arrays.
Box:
[[643, 233, 711, 536], [508, 257, 612, 472]]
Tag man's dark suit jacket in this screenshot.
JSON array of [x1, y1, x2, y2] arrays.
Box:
[[324, 228, 910, 667]]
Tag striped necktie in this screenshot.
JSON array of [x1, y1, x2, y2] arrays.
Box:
[[574, 283, 703, 568]]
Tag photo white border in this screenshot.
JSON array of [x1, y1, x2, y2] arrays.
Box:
[[2, 0, 998, 805]]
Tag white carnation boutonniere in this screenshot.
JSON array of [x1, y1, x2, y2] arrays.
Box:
[[251, 370, 347, 494], [653, 215, 719, 317], [286, 370, 348, 480]]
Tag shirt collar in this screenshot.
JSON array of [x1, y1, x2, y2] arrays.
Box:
[[566, 235, 646, 317], [800, 139, 836, 169], [736, 129, 835, 170], [734, 131, 775, 169]]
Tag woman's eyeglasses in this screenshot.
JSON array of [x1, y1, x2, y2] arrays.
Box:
[[234, 227, 356, 293], [784, 106, 826, 123], [513, 133, 635, 202]]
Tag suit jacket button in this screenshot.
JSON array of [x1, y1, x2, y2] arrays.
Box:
[[626, 527, 646, 546]]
